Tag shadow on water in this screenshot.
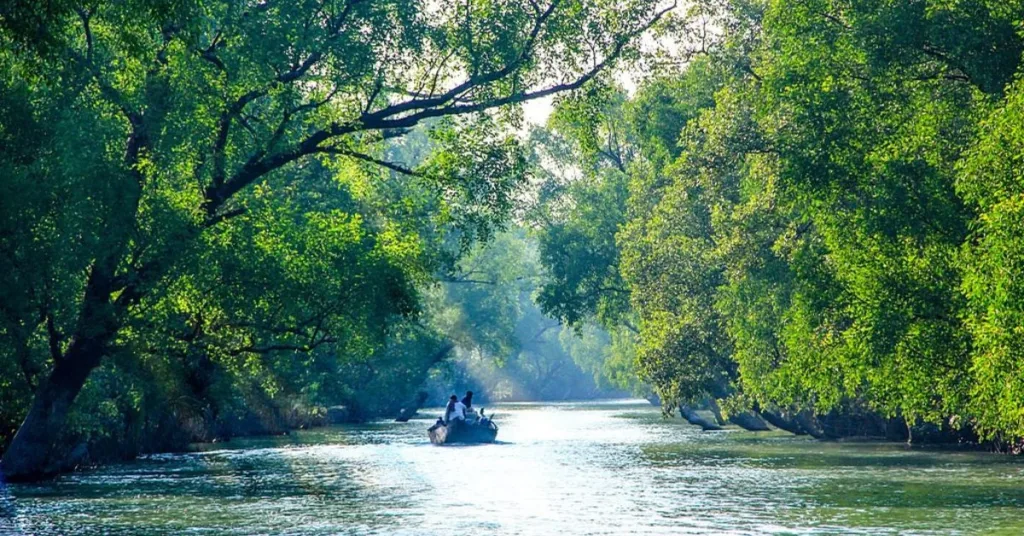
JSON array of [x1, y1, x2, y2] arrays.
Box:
[[431, 440, 515, 448]]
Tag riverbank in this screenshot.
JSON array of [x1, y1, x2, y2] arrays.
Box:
[[671, 403, 1024, 454], [30, 398, 1017, 482]]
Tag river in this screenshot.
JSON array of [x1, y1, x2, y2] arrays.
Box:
[[2, 400, 1023, 535]]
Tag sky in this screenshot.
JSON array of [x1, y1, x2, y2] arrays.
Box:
[[523, 95, 556, 127], [520, 68, 645, 128]]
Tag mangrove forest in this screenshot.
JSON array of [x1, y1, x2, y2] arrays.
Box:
[[3, 2, 1024, 532]]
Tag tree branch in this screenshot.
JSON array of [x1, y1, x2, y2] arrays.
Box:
[[45, 309, 63, 362], [314, 146, 424, 177], [230, 336, 337, 356], [76, 8, 94, 64], [203, 206, 247, 228], [204, 1, 673, 215]]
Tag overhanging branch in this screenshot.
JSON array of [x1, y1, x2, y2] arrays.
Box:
[[314, 147, 424, 177], [204, 1, 675, 215]]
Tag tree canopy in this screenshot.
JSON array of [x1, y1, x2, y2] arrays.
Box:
[[529, 0, 1024, 443], [0, 0, 674, 480]]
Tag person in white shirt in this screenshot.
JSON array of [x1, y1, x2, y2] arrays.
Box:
[[444, 394, 466, 424], [452, 397, 467, 422]]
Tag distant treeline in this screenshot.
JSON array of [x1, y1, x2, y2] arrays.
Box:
[[529, 0, 1024, 449]]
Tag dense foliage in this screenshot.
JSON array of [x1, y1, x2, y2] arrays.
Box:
[[0, 0, 671, 479], [532, 0, 1024, 444], [6, 0, 1024, 481]]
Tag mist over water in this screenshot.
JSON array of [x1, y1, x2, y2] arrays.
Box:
[[3, 400, 1024, 535]]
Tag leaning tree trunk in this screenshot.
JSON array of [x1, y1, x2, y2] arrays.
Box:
[[2, 119, 148, 481], [0, 337, 108, 481], [679, 406, 722, 431], [1, 216, 131, 480], [793, 410, 828, 439], [729, 411, 771, 432], [704, 398, 770, 431], [706, 398, 729, 426], [758, 407, 808, 436]]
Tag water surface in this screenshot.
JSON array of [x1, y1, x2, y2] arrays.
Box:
[[2, 400, 1023, 535]]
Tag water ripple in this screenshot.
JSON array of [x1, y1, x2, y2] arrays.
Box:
[[4, 400, 1024, 535]]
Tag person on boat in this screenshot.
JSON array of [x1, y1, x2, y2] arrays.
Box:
[[444, 394, 466, 424], [444, 395, 456, 423], [461, 391, 474, 410]]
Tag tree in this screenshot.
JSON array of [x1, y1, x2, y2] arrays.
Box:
[[959, 78, 1024, 441], [0, 0, 675, 480], [533, 0, 1024, 443]]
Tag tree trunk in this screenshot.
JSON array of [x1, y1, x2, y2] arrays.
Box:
[[794, 410, 828, 439], [884, 415, 909, 442], [758, 408, 808, 435], [679, 406, 722, 431], [729, 411, 771, 432], [0, 338, 106, 481], [2, 118, 148, 481], [396, 343, 454, 422], [2, 222, 129, 481], [706, 398, 728, 425]]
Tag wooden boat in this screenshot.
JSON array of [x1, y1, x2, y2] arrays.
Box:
[[428, 418, 498, 445]]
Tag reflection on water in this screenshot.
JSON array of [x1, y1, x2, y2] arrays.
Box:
[[2, 400, 1024, 535]]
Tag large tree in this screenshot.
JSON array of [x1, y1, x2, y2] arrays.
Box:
[[0, 0, 673, 480]]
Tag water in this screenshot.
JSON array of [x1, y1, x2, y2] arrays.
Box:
[[2, 400, 1024, 535]]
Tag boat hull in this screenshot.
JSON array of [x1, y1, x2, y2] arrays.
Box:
[[428, 420, 498, 445]]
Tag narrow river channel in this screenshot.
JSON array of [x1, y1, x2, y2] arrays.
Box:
[[3, 400, 1023, 535]]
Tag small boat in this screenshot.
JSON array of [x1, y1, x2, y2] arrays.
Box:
[[428, 416, 498, 445]]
